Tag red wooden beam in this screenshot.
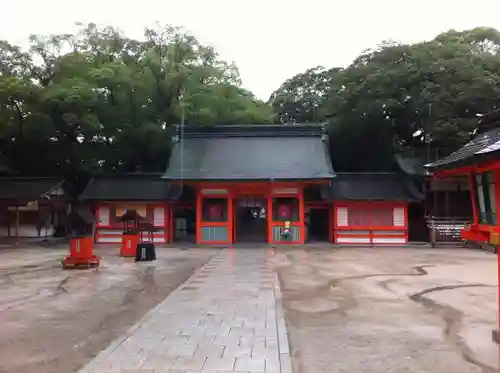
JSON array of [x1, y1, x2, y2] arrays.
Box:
[[432, 159, 500, 178]]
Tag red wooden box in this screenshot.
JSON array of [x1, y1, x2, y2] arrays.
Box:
[[120, 233, 139, 257], [62, 235, 99, 269], [69, 236, 94, 259]]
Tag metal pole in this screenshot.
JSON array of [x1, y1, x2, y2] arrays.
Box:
[[180, 89, 185, 186]]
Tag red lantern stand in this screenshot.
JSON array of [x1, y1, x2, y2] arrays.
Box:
[[62, 235, 99, 269], [120, 212, 141, 257]]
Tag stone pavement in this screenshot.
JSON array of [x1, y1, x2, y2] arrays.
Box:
[[79, 248, 292, 373]]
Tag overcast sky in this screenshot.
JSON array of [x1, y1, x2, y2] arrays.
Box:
[[0, 0, 499, 100]]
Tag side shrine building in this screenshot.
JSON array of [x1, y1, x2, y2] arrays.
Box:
[[78, 124, 423, 246]]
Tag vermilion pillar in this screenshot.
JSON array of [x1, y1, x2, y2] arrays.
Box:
[[228, 193, 234, 244], [494, 171, 500, 345], [195, 190, 202, 245], [267, 196, 273, 244], [494, 242, 500, 344], [298, 187, 305, 244]]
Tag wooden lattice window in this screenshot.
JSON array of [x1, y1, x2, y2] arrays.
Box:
[[347, 206, 395, 227]]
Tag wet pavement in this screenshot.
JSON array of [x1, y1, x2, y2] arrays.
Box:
[[275, 246, 498, 373], [79, 248, 292, 373], [0, 244, 498, 373], [0, 245, 218, 373]]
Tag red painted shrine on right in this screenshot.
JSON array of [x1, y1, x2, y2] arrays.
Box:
[[425, 108, 500, 344]]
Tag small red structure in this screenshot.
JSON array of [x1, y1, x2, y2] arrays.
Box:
[[121, 233, 140, 256], [62, 235, 99, 269], [426, 108, 500, 343], [326, 173, 422, 245], [117, 210, 144, 257], [79, 174, 178, 244]]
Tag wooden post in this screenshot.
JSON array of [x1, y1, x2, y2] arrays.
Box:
[[432, 181, 438, 217], [227, 192, 234, 245], [496, 247, 500, 345], [15, 206, 19, 242], [169, 205, 174, 244], [494, 245, 500, 345], [468, 173, 479, 225], [430, 218, 436, 248], [195, 189, 202, 245], [328, 205, 334, 243], [267, 196, 273, 244], [444, 189, 450, 219]]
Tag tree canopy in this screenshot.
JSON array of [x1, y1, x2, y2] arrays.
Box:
[[2, 24, 500, 183], [0, 23, 275, 184], [269, 27, 500, 171]]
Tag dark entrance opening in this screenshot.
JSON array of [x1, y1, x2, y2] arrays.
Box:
[[407, 202, 428, 242], [307, 208, 330, 242], [173, 207, 196, 242], [172, 186, 196, 243], [235, 196, 267, 242]]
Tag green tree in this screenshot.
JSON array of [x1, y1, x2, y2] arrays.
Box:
[[268, 66, 343, 124], [0, 23, 276, 184], [270, 27, 500, 171]]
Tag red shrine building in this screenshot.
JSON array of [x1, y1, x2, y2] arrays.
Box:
[[79, 124, 423, 245], [426, 109, 500, 247], [79, 174, 179, 244], [162, 125, 334, 245], [425, 109, 500, 343]]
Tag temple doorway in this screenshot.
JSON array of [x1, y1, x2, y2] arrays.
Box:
[[234, 196, 268, 242], [306, 206, 331, 242], [172, 206, 196, 243]]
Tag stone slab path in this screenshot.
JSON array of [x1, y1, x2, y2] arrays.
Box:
[[79, 249, 292, 373]]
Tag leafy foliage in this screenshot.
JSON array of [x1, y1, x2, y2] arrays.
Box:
[[268, 27, 500, 171], [0, 23, 275, 187], [3, 24, 500, 182]]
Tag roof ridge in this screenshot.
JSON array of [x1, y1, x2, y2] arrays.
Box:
[[0, 176, 63, 180], [176, 124, 327, 139], [92, 173, 163, 179], [335, 172, 399, 175]]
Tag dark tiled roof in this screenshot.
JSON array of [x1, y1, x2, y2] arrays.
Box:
[[425, 126, 500, 171], [0, 177, 64, 201], [394, 154, 428, 176], [177, 124, 327, 137], [325, 173, 423, 201], [164, 125, 335, 181], [79, 174, 181, 201], [478, 108, 500, 126]]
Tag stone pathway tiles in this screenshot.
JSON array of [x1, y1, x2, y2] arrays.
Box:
[[78, 249, 292, 373]]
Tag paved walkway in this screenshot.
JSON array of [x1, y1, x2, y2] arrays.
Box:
[[79, 249, 292, 373]]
